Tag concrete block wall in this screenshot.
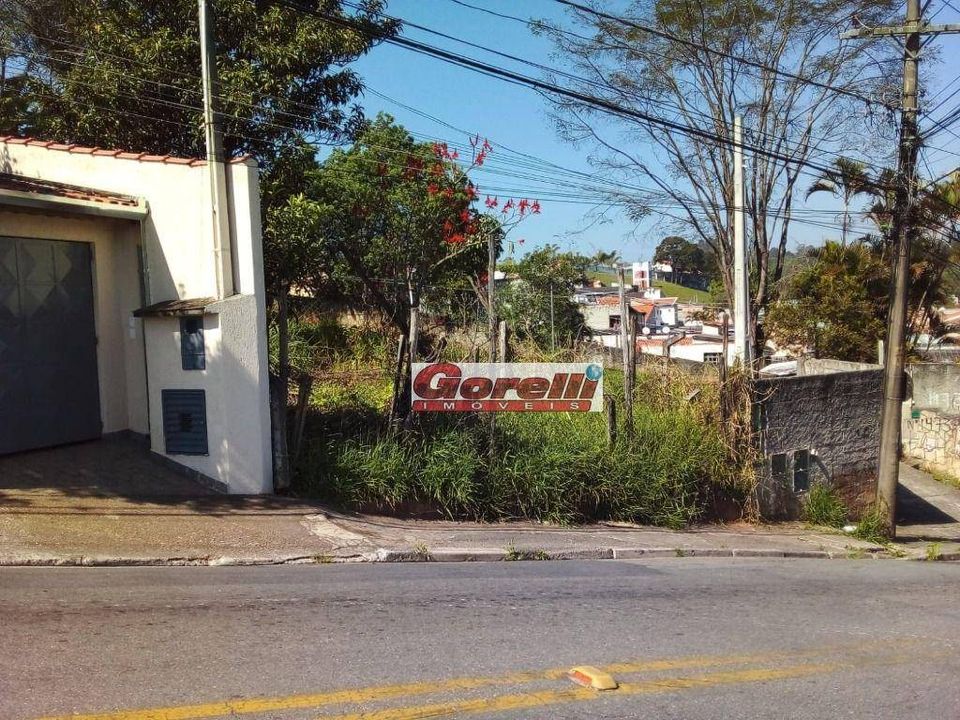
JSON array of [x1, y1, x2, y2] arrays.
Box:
[[903, 364, 960, 481], [754, 369, 883, 519]]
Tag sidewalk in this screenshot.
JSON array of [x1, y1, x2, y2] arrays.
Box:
[[1, 446, 958, 565], [897, 462, 960, 544]]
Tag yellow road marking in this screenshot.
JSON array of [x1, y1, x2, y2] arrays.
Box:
[[31, 641, 910, 720], [315, 664, 837, 720]]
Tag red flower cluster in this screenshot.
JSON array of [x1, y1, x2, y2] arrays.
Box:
[[403, 155, 424, 180], [423, 134, 542, 248], [432, 142, 459, 161], [469, 134, 492, 167]]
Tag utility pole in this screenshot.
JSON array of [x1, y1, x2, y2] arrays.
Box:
[[732, 115, 750, 368], [618, 265, 634, 439], [549, 285, 556, 352], [841, 2, 960, 537], [486, 227, 497, 460], [487, 231, 497, 363], [199, 0, 232, 299]]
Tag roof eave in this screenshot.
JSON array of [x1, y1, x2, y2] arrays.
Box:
[[0, 187, 148, 220]]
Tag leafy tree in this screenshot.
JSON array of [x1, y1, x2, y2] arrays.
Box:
[[805, 158, 871, 246], [497, 245, 589, 348], [514, 244, 592, 290], [768, 168, 960, 363], [6, 0, 397, 163], [859, 168, 960, 337], [308, 115, 491, 341], [0, 3, 31, 136], [540, 0, 898, 355], [653, 235, 707, 284], [263, 192, 335, 486], [765, 242, 888, 362]]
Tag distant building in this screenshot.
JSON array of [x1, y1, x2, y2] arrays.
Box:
[[631, 261, 650, 289], [651, 261, 672, 280]]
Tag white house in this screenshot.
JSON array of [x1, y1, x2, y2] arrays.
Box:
[[630, 297, 679, 330], [0, 137, 272, 494]]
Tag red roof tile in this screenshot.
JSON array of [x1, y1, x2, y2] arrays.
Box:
[[0, 173, 140, 208], [629, 300, 655, 316], [596, 295, 621, 306], [0, 136, 255, 166]]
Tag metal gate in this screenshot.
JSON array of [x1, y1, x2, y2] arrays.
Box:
[[0, 237, 101, 454]]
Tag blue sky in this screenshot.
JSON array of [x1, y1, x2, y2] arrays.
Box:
[[349, 0, 960, 262]]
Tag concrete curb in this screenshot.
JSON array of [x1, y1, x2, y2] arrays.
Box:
[[0, 545, 924, 567], [0, 553, 374, 567]]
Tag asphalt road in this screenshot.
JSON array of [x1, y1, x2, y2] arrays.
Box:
[[1, 559, 958, 720]]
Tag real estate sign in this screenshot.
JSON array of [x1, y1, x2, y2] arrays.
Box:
[[411, 362, 604, 412]]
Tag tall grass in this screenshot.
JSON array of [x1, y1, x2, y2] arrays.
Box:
[[299, 404, 736, 527]]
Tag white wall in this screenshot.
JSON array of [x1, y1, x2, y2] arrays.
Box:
[[144, 295, 271, 494], [657, 305, 678, 327], [1, 141, 272, 494], [582, 304, 617, 332], [0, 141, 259, 303]]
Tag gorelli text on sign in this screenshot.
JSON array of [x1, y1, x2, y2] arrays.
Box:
[[411, 362, 604, 412]]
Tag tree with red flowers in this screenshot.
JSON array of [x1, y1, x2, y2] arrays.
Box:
[[310, 116, 484, 335], [298, 115, 541, 413], [308, 115, 540, 403]]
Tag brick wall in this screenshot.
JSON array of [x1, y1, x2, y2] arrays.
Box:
[[754, 369, 883, 519]]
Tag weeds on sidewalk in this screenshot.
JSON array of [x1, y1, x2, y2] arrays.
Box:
[[801, 483, 847, 528], [852, 506, 888, 545], [503, 543, 549, 561]]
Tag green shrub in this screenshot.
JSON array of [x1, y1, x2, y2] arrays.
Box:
[[801, 483, 847, 528]]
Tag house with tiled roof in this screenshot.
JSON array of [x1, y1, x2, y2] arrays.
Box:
[[0, 137, 271, 494]]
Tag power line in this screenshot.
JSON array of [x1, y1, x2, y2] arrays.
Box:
[[335, 4, 960, 224], [21, 82, 894, 235], [345, 0, 874, 160], [285, 2, 868, 180], [18, 12, 958, 179], [549, 0, 896, 111], [441, 0, 907, 158], [12, 2, 960, 233]]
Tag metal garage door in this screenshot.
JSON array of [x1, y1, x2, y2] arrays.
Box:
[[0, 237, 101, 454]]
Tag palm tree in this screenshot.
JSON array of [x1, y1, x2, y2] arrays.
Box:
[[592, 249, 620, 269], [806, 158, 872, 246], [863, 168, 897, 251]]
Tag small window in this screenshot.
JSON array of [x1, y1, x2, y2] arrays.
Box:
[[162, 389, 208, 455], [793, 449, 811, 492], [771, 453, 789, 484], [180, 316, 205, 370], [703, 352, 723, 367]]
